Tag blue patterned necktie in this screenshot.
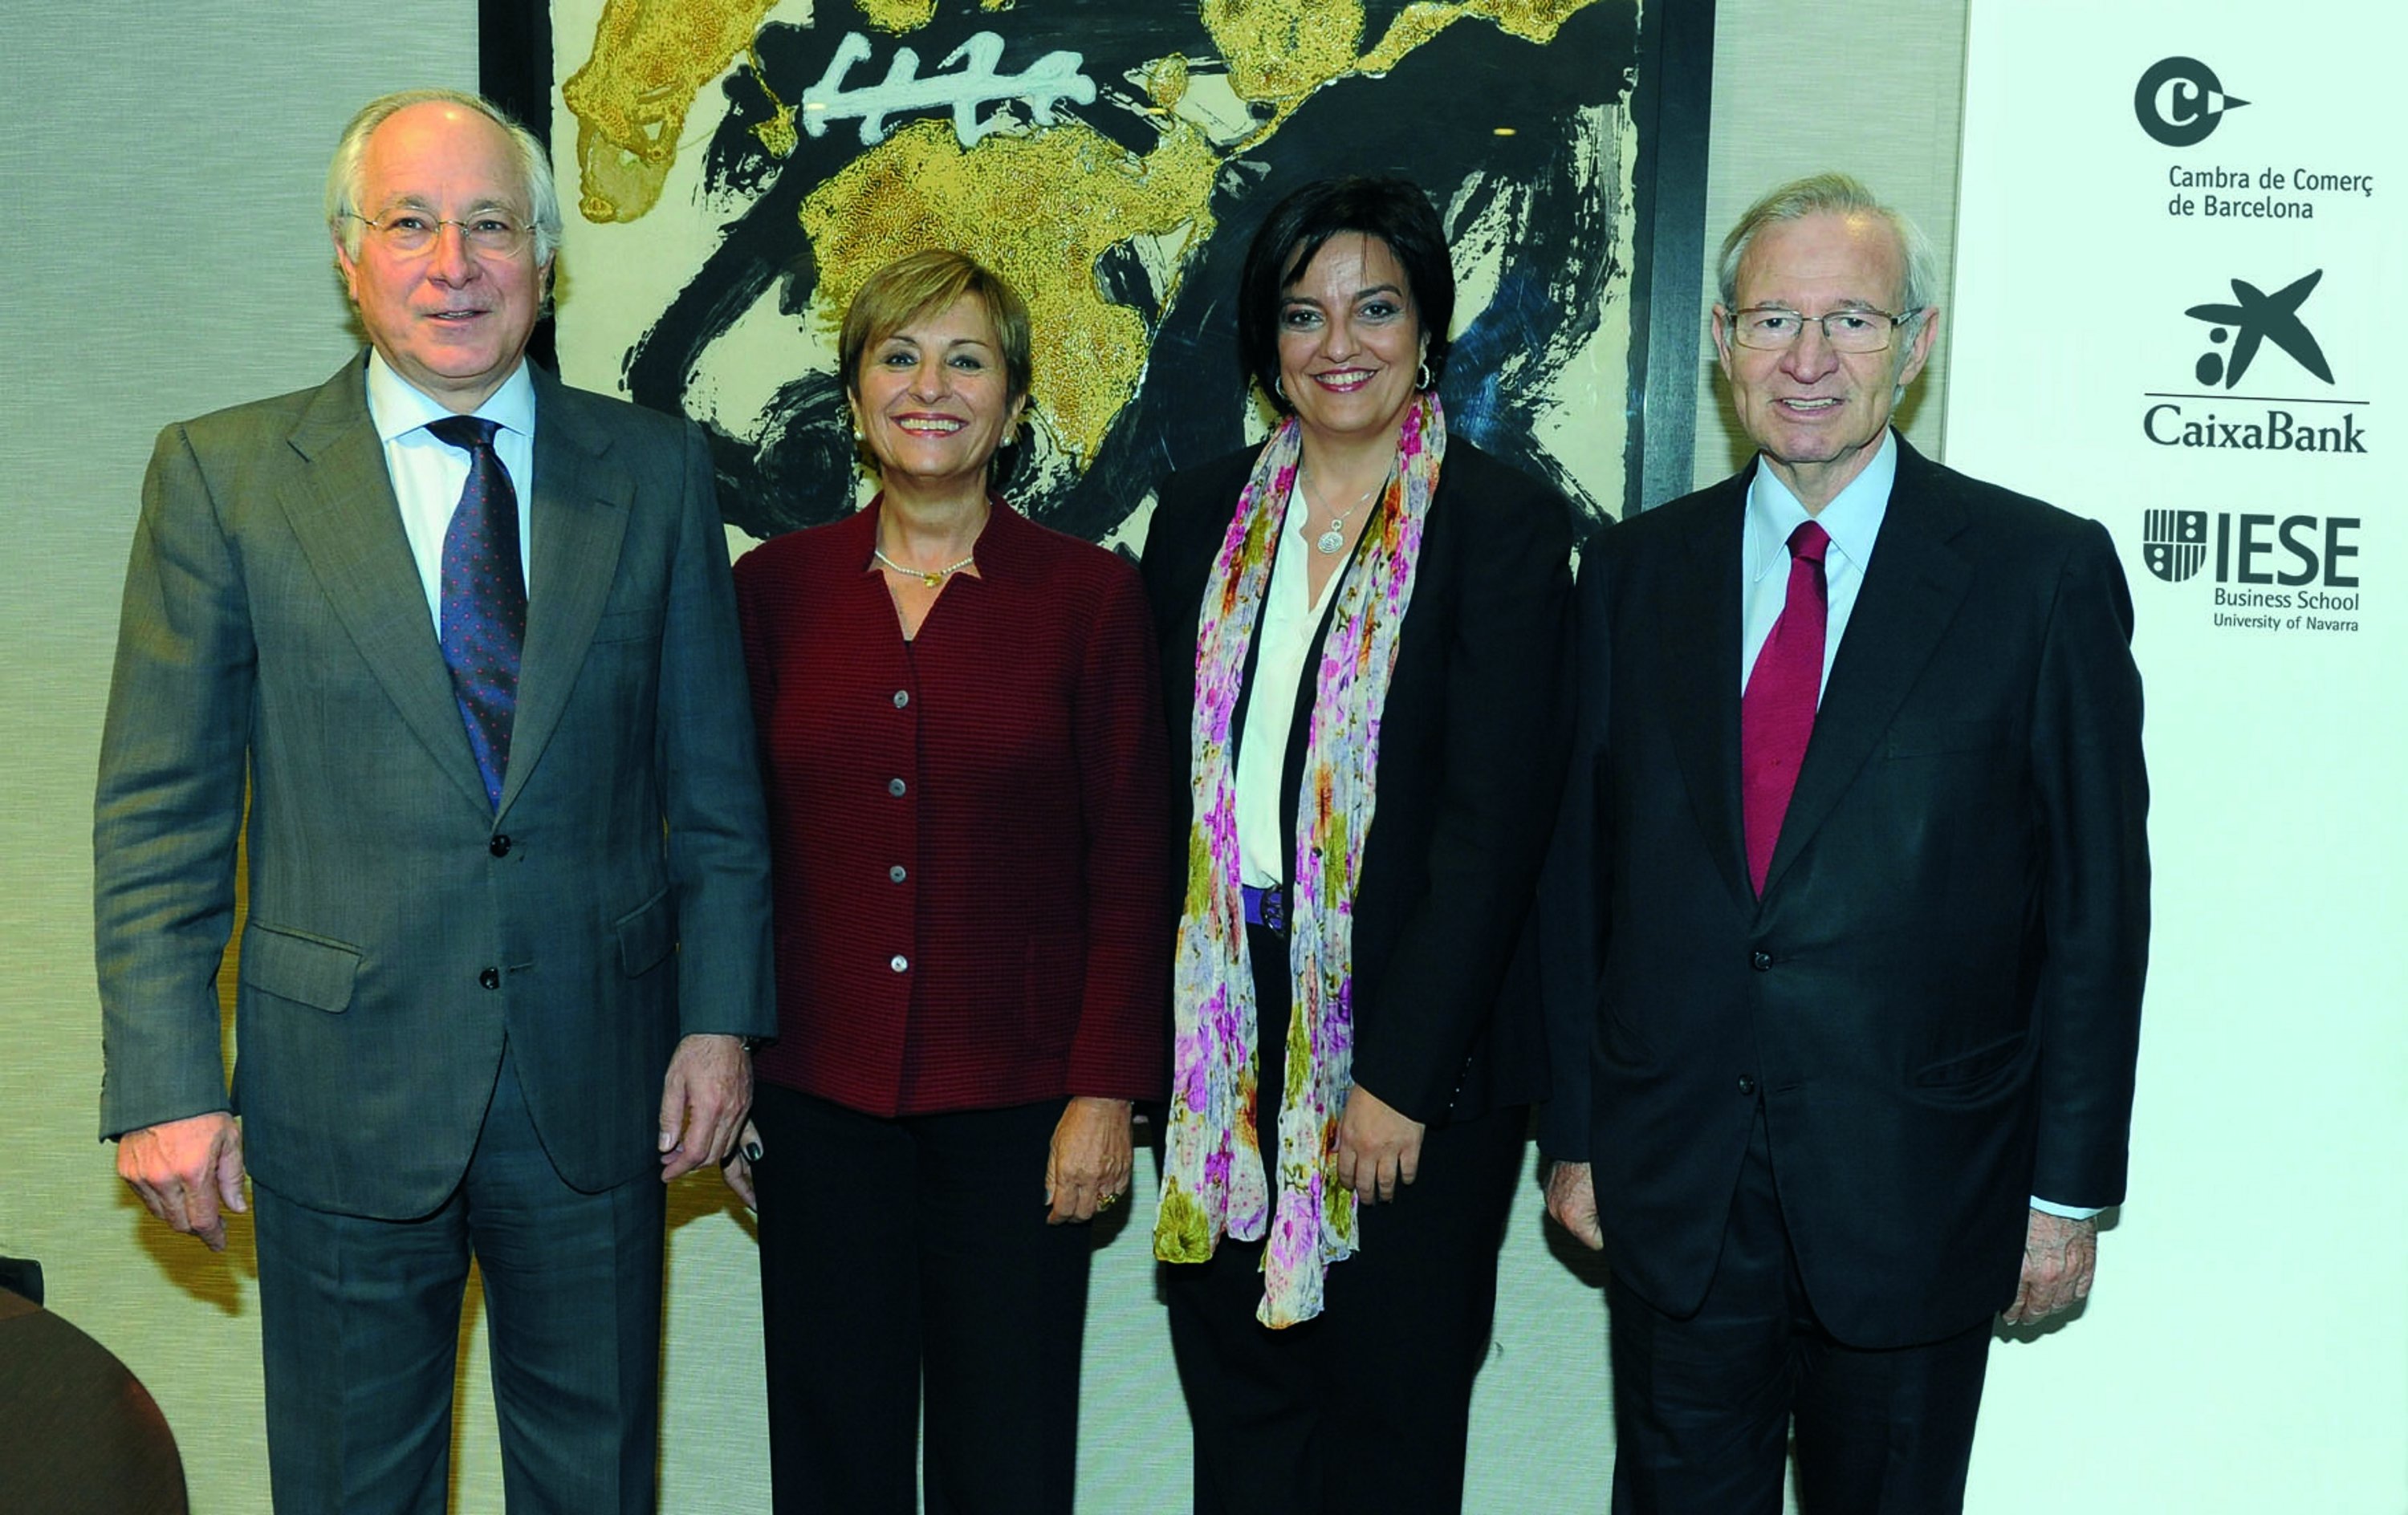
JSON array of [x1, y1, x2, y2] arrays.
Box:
[[426, 415, 525, 810]]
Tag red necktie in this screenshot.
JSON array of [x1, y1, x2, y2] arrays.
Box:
[[1742, 520, 1829, 896]]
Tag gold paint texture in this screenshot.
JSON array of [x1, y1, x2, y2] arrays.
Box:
[[1202, 0, 1365, 103], [748, 47, 801, 161], [856, 0, 938, 33], [801, 118, 1222, 464], [1364, 0, 1597, 75], [1145, 53, 1191, 110], [1466, 0, 1594, 44], [1359, 4, 1464, 73], [563, 0, 782, 221]]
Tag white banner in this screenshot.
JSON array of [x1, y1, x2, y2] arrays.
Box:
[[1949, 3, 2404, 1509]]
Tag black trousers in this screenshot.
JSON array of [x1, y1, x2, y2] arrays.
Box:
[[253, 1039, 665, 1515], [750, 1083, 1092, 1515], [1606, 1110, 1993, 1515], [1163, 924, 1526, 1515]]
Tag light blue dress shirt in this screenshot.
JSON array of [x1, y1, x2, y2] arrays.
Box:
[[364, 351, 538, 627]]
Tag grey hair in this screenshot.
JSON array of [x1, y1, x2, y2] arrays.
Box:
[[325, 88, 562, 265], [1715, 172, 1937, 318]]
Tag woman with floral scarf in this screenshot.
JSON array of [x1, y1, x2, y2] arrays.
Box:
[[1142, 176, 1576, 1513]]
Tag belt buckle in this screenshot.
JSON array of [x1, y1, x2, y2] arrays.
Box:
[[1260, 884, 1287, 936]]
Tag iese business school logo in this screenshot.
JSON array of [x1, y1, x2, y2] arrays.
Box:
[[2134, 57, 2247, 147], [2139, 507, 2359, 635], [2142, 268, 2368, 456], [2138, 508, 2357, 591]]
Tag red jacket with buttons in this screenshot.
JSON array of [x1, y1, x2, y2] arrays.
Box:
[[733, 498, 1172, 1115]]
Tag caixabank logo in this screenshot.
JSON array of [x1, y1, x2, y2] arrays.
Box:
[[2141, 268, 2369, 456]]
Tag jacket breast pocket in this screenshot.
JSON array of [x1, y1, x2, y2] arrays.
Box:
[[591, 606, 664, 645], [1885, 718, 2011, 760], [239, 922, 362, 1013]]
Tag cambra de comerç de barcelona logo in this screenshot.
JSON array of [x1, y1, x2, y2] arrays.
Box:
[[2133, 56, 2247, 148]]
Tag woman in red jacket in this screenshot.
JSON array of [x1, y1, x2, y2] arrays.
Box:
[[723, 250, 1171, 1514]]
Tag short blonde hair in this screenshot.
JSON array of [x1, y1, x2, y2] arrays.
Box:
[[837, 250, 1033, 406]]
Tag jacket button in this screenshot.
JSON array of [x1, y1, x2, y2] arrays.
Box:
[[889, 954, 909, 973], [478, 967, 501, 990], [1737, 1074, 1759, 1096], [893, 689, 910, 709], [888, 778, 907, 797], [1750, 950, 1772, 972], [889, 865, 907, 883], [488, 835, 511, 857]]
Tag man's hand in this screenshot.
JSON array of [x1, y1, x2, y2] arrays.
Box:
[[1544, 1159, 1605, 1251], [1334, 1083, 1426, 1204], [2003, 1208, 2098, 1324], [118, 1112, 246, 1252], [1044, 1097, 1134, 1225], [659, 1034, 751, 1182]]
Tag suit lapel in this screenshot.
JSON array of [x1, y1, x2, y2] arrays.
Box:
[[1659, 477, 1753, 912], [499, 372, 633, 817], [1760, 440, 1973, 897], [275, 359, 493, 814]]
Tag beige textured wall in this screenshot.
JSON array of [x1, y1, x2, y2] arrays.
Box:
[[1691, 0, 1967, 489], [2, 6, 1977, 1512]]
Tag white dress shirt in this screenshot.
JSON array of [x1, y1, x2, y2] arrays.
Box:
[[1236, 478, 1348, 887], [364, 351, 538, 628]]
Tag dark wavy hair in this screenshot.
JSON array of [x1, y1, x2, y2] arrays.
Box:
[[1235, 175, 1456, 413]]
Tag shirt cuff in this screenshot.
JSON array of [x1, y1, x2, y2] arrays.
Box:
[[2029, 1196, 2103, 1221]]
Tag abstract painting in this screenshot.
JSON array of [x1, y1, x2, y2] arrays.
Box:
[[531, 0, 1658, 544]]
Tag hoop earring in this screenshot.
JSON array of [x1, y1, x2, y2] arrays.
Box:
[[1275, 374, 1287, 402], [1417, 359, 1434, 391]]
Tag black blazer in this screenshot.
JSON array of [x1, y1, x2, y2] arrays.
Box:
[[1143, 438, 1575, 1127], [1540, 436, 2150, 1347]]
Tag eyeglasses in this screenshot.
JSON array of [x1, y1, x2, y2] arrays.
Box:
[[344, 209, 534, 258], [1726, 305, 1924, 353]]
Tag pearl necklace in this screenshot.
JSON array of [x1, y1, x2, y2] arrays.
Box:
[[872, 546, 976, 587], [1302, 465, 1389, 555]]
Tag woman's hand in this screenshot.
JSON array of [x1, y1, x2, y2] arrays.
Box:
[[718, 1119, 765, 1210], [1044, 1096, 1134, 1225], [1335, 1083, 1426, 1204]]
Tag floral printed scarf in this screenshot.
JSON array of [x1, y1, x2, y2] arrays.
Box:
[[1153, 392, 1445, 1326]]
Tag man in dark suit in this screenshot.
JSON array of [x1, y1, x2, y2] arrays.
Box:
[[1540, 173, 2149, 1513], [94, 89, 773, 1513]]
